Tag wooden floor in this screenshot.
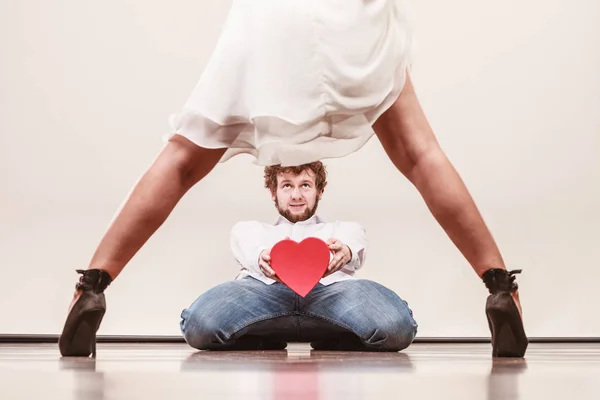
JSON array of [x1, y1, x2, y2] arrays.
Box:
[[0, 342, 599, 399]]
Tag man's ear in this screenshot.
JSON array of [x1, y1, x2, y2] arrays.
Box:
[[318, 190, 324, 200], [271, 190, 276, 202]]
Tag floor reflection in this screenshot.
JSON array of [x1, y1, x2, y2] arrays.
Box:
[[59, 357, 105, 400], [179, 347, 414, 372], [487, 358, 528, 400], [179, 348, 414, 400], [5, 343, 595, 400], [58, 357, 97, 372]]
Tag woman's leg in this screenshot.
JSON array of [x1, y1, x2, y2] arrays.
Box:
[[87, 135, 225, 280], [373, 71, 507, 282], [60, 135, 225, 356], [372, 71, 527, 356]]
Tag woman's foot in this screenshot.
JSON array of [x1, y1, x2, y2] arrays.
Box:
[[482, 269, 528, 358], [58, 269, 112, 357]]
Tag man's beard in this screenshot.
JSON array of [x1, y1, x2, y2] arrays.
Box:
[[275, 198, 319, 223]]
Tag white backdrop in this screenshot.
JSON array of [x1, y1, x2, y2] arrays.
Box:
[[1, 0, 599, 338]]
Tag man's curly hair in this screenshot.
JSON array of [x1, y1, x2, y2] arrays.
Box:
[[264, 161, 328, 194]]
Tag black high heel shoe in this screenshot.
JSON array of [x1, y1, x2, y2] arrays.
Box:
[[482, 268, 528, 358], [59, 269, 112, 357]]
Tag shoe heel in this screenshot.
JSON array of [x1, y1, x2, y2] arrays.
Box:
[[91, 324, 98, 357], [64, 309, 105, 357], [59, 291, 106, 357], [486, 293, 528, 358], [59, 269, 112, 357]]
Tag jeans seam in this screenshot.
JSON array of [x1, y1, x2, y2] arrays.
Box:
[[225, 311, 298, 342], [299, 311, 363, 341], [363, 280, 419, 331], [397, 298, 419, 331], [295, 294, 301, 340]]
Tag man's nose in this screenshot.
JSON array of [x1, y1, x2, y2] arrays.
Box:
[[291, 187, 302, 199]]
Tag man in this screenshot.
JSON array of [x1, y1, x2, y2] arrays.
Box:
[[179, 162, 418, 351]]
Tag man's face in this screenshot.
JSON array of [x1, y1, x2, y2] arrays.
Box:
[[272, 170, 323, 223]]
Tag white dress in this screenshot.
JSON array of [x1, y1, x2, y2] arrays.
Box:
[[166, 0, 416, 166]]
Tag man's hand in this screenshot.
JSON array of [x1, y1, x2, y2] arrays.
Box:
[[259, 249, 282, 283], [323, 238, 352, 277]]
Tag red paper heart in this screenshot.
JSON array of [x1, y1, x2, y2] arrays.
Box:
[[270, 237, 331, 297]]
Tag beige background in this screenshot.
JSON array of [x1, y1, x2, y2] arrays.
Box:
[[1, 0, 598, 337]]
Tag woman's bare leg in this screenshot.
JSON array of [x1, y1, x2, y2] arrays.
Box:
[[65, 135, 225, 317], [60, 135, 225, 356], [372, 71, 522, 315], [87, 135, 225, 280]]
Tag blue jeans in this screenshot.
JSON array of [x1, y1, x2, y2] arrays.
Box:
[[180, 277, 418, 352]]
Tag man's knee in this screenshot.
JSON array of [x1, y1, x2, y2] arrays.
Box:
[[366, 312, 417, 351], [349, 280, 418, 351], [179, 282, 242, 350], [179, 278, 282, 350], [181, 309, 228, 350]]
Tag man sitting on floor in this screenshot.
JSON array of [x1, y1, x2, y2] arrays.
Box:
[[179, 161, 418, 351]]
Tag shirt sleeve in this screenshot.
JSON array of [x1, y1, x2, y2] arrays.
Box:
[[230, 221, 270, 274], [335, 221, 368, 271]]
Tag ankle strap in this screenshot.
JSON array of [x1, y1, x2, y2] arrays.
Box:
[[482, 268, 521, 294], [75, 269, 112, 293]]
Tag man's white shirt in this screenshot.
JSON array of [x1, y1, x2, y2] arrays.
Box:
[[230, 214, 367, 285]]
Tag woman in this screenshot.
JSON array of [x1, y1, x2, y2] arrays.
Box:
[[59, 0, 527, 358]]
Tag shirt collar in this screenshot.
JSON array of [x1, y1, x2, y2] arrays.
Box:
[[274, 214, 326, 226]]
